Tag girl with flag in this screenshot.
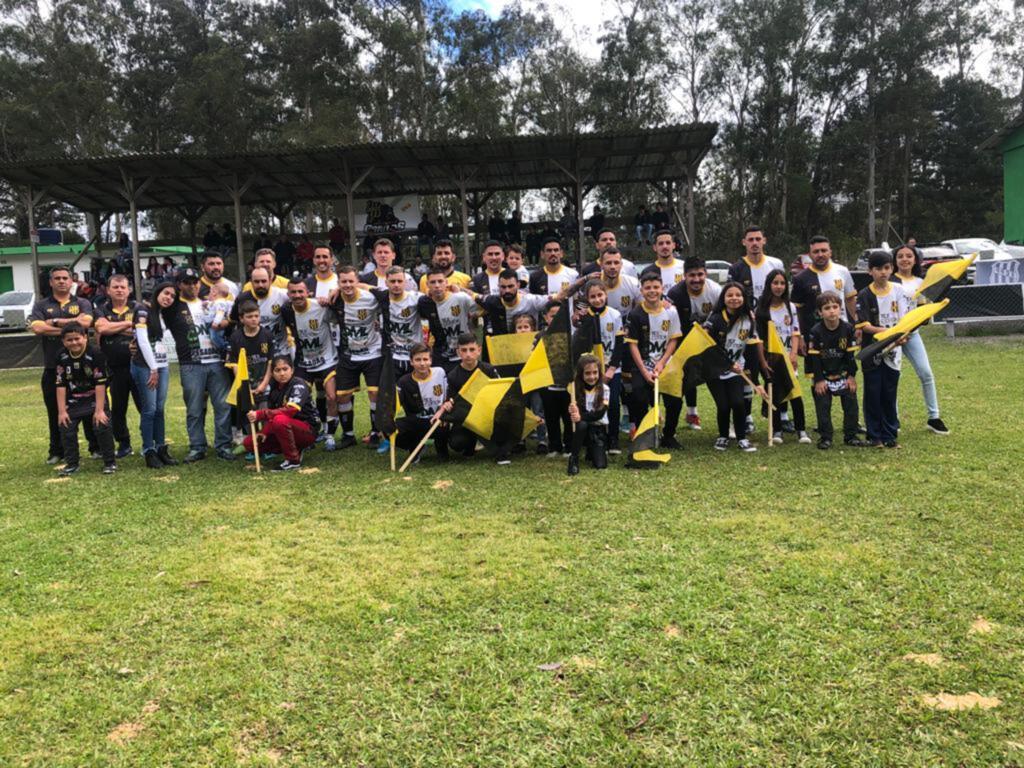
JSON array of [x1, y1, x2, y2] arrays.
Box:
[[566, 354, 610, 475], [755, 270, 812, 445], [244, 356, 320, 471], [892, 244, 949, 435]]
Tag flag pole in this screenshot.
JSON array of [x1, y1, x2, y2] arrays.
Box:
[[249, 387, 262, 473], [653, 373, 660, 448], [399, 420, 441, 473], [767, 382, 774, 447], [737, 369, 776, 411], [389, 430, 397, 472]]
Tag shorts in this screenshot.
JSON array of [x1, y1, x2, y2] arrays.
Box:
[[298, 366, 337, 391], [336, 357, 382, 395]]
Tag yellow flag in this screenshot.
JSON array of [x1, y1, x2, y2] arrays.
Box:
[[660, 323, 718, 398], [225, 348, 250, 407], [486, 333, 536, 368]]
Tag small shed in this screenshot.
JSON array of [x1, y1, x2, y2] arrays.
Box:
[[981, 111, 1024, 245]]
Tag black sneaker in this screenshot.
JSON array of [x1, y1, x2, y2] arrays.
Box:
[[818, 439, 832, 450], [844, 438, 870, 448], [216, 450, 236, 461], [182, 450, 206, 464], [781, 420, 796, 434], [144, 451, 164, 469], [714, 437, 730, 451], [661, 436, 682, 449], [156, 446, 179, 466], [58, 464, 80, 476], [89, 451, 103, 460], [535, 442, 549, 455], [884, 440, 900, 449], [926, 418, 949, 435], [336, 435, 357, 450], [102, 462, 117, 475], [46, 454, 63, 465], [737, 438, 757, 452], [115, 444, 133, 459], [272, 460, 302, 471]]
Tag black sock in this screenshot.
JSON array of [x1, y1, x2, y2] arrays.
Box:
[[341, 411, 354, 435]]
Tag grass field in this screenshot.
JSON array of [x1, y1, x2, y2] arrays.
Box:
[[1, 328, 1023, 767]]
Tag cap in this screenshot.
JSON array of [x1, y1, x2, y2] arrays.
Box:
[[176, 267, 200, 283]]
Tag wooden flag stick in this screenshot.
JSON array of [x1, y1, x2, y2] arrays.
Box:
[[737, 369, 776, 411], [399, 419, 441, 473], [249, 389, 262, 473], [767, 382, 774, 447], [389, 430, 397, 472]]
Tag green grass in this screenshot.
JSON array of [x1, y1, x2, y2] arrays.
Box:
[[1, 328, 1023, 766]]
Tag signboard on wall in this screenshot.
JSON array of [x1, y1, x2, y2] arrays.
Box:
[[975, 257, 1024, 286], [354, 196, 421, 235]]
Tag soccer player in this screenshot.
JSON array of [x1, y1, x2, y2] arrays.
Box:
[[197, 250, 239, 299], [417, 238, 471, 292], [227, 301, 274, 408], [856, 252, 906, 448], [231, 267, 291, 355], [666, 256, 722, 431], [306, 244, 339, 302], [164, 268, 234, 462], [581, 229, 639, 278], [578, 280, 625, 454], [650, 229, 687, 289], [93, 274, 138, 458], [566, 353, 610, 475], [471, 240, 507, 295], [395, 343, 450, 462], [791, 235, 858, 349], [280, 277, 339, 443], [476, 268, 552, 339], [371, 266, 423, 381], [703, 282, 767, 452], [360, 238, 416, 290], [625, 272, 683, 447], [755, 269, 811, 444], [28, 265, 96, 464], [806, 292, 868, 449], [727, 225, 785, 306], [244, 356, 321, 471], [132, 282, 178, 468], [331, 265, 385, 448], [418, 268, 479, 370], [53, 323, 117, 476], [243, 248, 290, 291], [596, 247, 641, 317], [892, 243, 948, 435], [528, 238, 579, 301]]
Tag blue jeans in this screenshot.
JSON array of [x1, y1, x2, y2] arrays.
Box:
[[901, 331, 939, 419], [863, 365, 901, 443], [131, 363, 169, 455], [179, 363, 232, 454]]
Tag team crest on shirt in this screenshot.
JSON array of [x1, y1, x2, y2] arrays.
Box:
[[357, 309, 369, 320], [621, 297, 630, 308], [839, 338, 848, 350], [661, 320, 670, 331], [68, 304, 80, 315], [401, 308, 412, 318], [451, 306, 461, 316], [84, 366, 93, 377], [702, 302, 712, 314], [834, 279, 843, 290], [271, 304, 281, 315], [890, 301, 899, 313], [739, 329, 749, 340], [260, 343, 268, 354], [606, 322, 614, 332], [308, 319, 319, 330], [433, 384, 443, 396], [784, 315, 792, 326]]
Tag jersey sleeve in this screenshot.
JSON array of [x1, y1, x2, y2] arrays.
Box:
[[842, 267, 856, 298], [854, 289, 870, 329], [76, 298, 94, 320], [667, 308, 682, 338], [286, 380, 311, 410], [28, 300, 49, 326], [54, 357, 68, 387], [624, 310, 641, 344]]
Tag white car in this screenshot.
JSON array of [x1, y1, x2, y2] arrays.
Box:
[[941, 238, 1015, 262], [705, 260, 731, 285], [999, 241, 1024, 259], [0, 291, 36, 331]]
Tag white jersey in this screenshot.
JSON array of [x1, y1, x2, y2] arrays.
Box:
[[310, 272, 338, 300], [536, 265, 579, 295], [581, 384, 611, 425], [513, 265, 530, 284], [896, 275, 923, 313], [768, 302, 800, 351], [413, 367, 448, 418], [656, 258, 687, 290], [744, 255, 786, 300], [809, 262, 856, 318], [425, 291, 476, 362], [384, 291, 423, 361], [285, 301, 337, 372], [335, 289, 382, 361], [361, 269, 416, 292], [870, 282, 906, 371], [251, 286, 291, 355], [620, 258, 639, 278], [488, 292, 549, 332], [604, 274, 641, 316], [686, 279, 722, 324], [587, 307, 623, 367], [183, 298, 220, 364], [627, 304, 682, 371]]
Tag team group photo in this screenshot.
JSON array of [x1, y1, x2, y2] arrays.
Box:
[[2, 0, 1023, 764]]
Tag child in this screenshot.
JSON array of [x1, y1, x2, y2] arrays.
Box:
[[755, 269, 811, 444], [54, 322, 117, 475], [396, 343, 449, 462], [244, 355, 320, 471], [514, 313, 548, 453], [580, 281, 625, 454], [567, 354, 610, 475], [856, 252, 907, 448], [204, 281, 234, 352], [625, 271, 682, 448], [538, 302, 573, 457], [227, 301, 274, 408], [703, 282, 766, 452], [806, 292, 869, 450]]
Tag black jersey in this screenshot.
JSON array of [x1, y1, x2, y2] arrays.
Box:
[[55, 345, 108, 409], [806, 320, 859, 382], [227, 327, 274, 384], [28, 295, 94, 368], [93, 301, 136, 367], [267, 376, 321, 431]]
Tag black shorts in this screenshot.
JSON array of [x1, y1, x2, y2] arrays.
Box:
[[298, 366, 337, 391], [393, 359, 412, 378], [336, 357, 382, 395]]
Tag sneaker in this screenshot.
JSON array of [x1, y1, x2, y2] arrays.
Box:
[[781, 420, 796, 434], [216, 450, 236, 461], [337, 435, 357, 450], [324, 435, 336, 452], [737, 438, 757, 452], [772, 434, 783, 445], [46, 454, 63, 465], [870, 440, 884, 448], [182, 450, 206, 464], [89, 451, 103, 460], [685, 413, 702, 430], [102, 462, 117, 475], [607, 445, 622, 456], [315, 432, 327, 444], [144, 451, 164, 469], [798, 431, 812, 444], [232, 443, 247, 456], [58, 464, 80, 477], [561, 452, 572, 458], [818, 439, 832, 450], [926, 418, 950, 435], [115, 444, 133, 459], [884, 440, 900, 449], [546, 451, 561, 459], [496, 458, 512, 466], [272, 460, 302, 471], [714, 437, 730, 451], [368, 432, 381, 448], [844, 438, 870, 448], [376, 438, 390, 455], [536, 442, 549, 455], [745, 417, 755, 435], [661, 436, 682, 449]]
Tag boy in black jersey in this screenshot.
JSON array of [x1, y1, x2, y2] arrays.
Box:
[[54, 323, 117, 475], [226, 302, 274, 408], [806, 293, 868, 449], [442, 333, 498, 457], [396, 343, 450, 461]]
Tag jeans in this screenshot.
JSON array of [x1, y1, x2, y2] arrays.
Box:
[[863, 365, 901, 443], [813, 384, 859, 442], [179, 363, 232, 454], [131, 363, 169, 455], [42, 369, 97, 458], [60, 402, 115, 466], [901, 331, 939, 419]]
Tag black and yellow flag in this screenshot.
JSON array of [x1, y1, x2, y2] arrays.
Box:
[[226, 348, 255, 426], [485, 333, 536, 377], [857, 298, 949, 361], [915, 254, 976, 303], [520, 302, 573, 393], [627, 406, 670, 466], [765, 321, 801, 405], [463, 377, 541, 443], [376, 341, 398, 437], [572, 310, 605, 367], [659, 323, 732, 397], [445, 367, 495, 426]]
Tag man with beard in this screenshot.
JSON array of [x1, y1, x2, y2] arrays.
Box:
[[470, 240, 508, 295], [231, 267, 291, 355], [417, 238, 471, 293], [418, 268, 479, 370], [197, 250, 239, 299]]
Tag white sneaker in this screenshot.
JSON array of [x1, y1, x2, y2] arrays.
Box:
[[798, 431, 812, 444], [546, 451, 560, 459], [772, 435, 783, 445], [324, 435, 336, 452], [737, 439, 757, 452]]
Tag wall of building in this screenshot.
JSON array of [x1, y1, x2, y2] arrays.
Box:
[[1003, 126, 1024, 245]]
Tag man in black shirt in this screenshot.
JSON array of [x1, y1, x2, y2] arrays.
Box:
[[29, 265, 96, 463], [650, 202, 670, 231], [416, 213, 437, 258], [93, 274, 138, 458], [54, 323, 116, 475]]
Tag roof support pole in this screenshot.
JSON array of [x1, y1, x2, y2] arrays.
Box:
[[336, 159, 374, 267], [686, 166, 696, 257], [23, 185, 48, 295], [575, 172, 585, 272], [119, 171, 157, 299], [459, 179, 471, 273], [232, 190, 245, 281]]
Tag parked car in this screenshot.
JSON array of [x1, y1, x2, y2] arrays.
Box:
[[0, 291, 35, 331], [999, 241, 1024, 259], [941, 238, 1014, 262], [704, 260, 731, 284]]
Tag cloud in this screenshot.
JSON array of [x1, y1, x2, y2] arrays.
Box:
[[450, 0, 609, 58]]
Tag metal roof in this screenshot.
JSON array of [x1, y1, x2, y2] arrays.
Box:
[[979, 111, 1024, 152], [0, 124, 717, 213]]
